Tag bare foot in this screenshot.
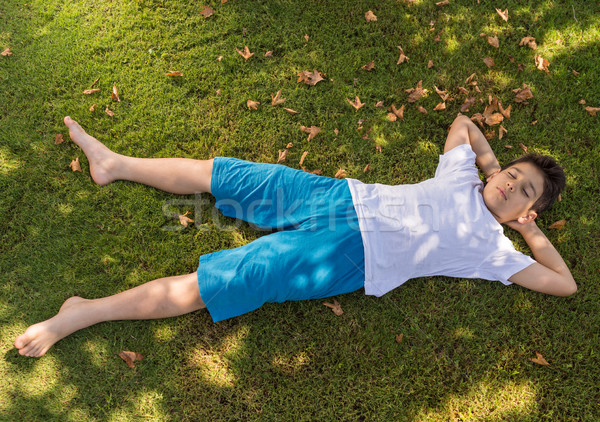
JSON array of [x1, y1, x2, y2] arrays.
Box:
[[64, 116, 121, 185], [14, 296, 94, 357]]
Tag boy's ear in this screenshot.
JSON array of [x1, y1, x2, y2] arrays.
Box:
[[517, 210, 538, 224]]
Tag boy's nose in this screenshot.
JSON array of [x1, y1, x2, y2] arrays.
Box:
[[506, 182, 514, 192]]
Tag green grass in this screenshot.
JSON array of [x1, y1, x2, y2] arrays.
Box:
[[1, 0, 600, 420]]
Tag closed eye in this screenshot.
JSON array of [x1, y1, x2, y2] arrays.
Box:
[[522, 188, 530, 198], [508, 172, 515, 179]]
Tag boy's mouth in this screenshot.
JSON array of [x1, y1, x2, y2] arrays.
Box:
[[497, 187, 507, 200]]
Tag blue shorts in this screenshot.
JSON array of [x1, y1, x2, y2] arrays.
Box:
[[197, 157, 365, 322]]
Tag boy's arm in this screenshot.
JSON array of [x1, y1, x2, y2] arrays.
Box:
[[507, 220, 577, 296], [445, 115, 502, 179]]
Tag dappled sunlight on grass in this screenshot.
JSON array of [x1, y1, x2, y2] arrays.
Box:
[[417, 139, 441, 156], [107, 389, 167, 421], [0, 147, 22, 175], [414, 380, 536, 421], [271, 350, 310, 375]]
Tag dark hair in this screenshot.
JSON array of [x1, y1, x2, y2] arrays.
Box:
[[502, 154, 565, 214]]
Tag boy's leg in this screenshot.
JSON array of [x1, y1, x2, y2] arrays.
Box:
[[64, 116, 213, 194], [14, 272, 204, 357]]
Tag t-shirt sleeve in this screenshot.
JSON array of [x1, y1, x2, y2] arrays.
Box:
[[435, 144, 479, 179], [477, 237, 537, 285]]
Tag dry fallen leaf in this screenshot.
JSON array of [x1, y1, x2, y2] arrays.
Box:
[[405, 80, 427, 103], [433, 102, 446, 111], [347, 96, 365, 111], [499, 125, 507, 140], [427, 59, 434, 68], [299, 151, 308, 166], [200, 5, 214, 18], [361, 61, 375, 71], [112, 84, 121, 102], [235, 46, 254, 61], [505, 145, 513, 149], [179, 211, 194, 227], [416, 105, 427, 114], [529, 351, 550, 366], [70, 157, 82, 172], [387, 113, 397, 122], [300, 125, 321, 141], [531, 120, 538, 125], [519, 142, 528, 153], [433, 29, 444, 42], [375, 100, 384, 108], [54, 134, 64, 145], [1, 48, 12, 56], [499, 102, 511, 119], [334, 169, 347, 179], [436, 0, 449, 6], [484, 130, 495, 140], [496, 8, 508, 22], [304, 34, 309, 42], [277, 149, 288, 164], [483, 57, 495, 68], [363, 163, 370, 173], [460, 97, 476, 112], [391, 104, 405, 120], [457, 86, 469, 95], [571, 69, 579, 76], [585, 106, 600, 116], [334, 128, 339, 136], [365, 10, 377, 22], [216, 89, 221, 95], [549, 219, 566, 229], [89, 77, 100, 89], [361, 127, 372, 140], [119, 351, 144, 369], [434, 86, 449, 101], [105, 106, 115, 117], [89, 104, 97, 112], [323, 299, 343, 315], [286, 142, 293, 148], [247, 100, 260, 110], [395, 333, 404, 343], [264, 50, 273, 58], [535, 54, 550, 73], [217, 56, 223, 62], [519, 36, 537, 49], [297, 69, 325, 86], [397, 45, 409, 64], [83, 88, 100, 95], [165, 71, 183, 76], [513, 84, 533, 103], [271, 90, 286, 106], [485, 112, 504, 126], [487, 35, 499, 48], [284, 108, 299, 115], [578, 99, 587, 105]]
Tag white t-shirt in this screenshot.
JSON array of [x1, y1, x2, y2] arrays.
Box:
[[346, 144, 536, 297]]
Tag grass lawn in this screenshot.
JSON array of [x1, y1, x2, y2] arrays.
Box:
[[1, 0, 600, 420]]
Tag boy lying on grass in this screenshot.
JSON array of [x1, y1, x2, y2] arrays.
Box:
[[14, 115, 576, 357]]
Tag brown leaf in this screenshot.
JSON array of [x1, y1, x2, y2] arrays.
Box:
[[216, 89, 221, 95], [498, 125, 507, 140], [405, 80, 427, 103], [264, 50, 273, 58], [519, 36, 537, 49], [535, 54, 550, 73], [519, 142, 528, 153], [471, 113, 485, 126], [395, 333, 404, 343], [304, 34, 309, 42], [487, 35, 499, 48], [112, 84, 121, 102], [504, 144, 513, 149], [347, 96, 365, 111], [323, 299, 343, 315], [531, 120, 538, 125], [70, 157, 82, 172], [483, 57, 495, 68], [436, 0, 449, 6], [513, 84, 533, 103], [485, 112, 504, 126], [361, 127, 372, 140], [83, 88, 100, 95], [89, 104, 97, 112], [460, 97, 476, 112], [235, 46, 254, 61], [217, 56, 223, 62], [571, 69, 579, 76], [119, 351, 144, 369], [416, 105, 427, 114], [365, 10, 377, 22], [433, 102, 446, 111], [165, 71, 183, 76], [549, 219, 566, 230], [299, 151, 308, 166], [392, 104, 405, 120], [375, 100, 384, 108], [286, 142, 293, 148], [247, 100, 260, 110], [1, 48, 12, 56], [457, 87, 470, 96], [434, 86, 449, 101], [297, 69, 325, 86], [105, 106, 115, 117], [334, 169, 347, 179], [397, 45, 410, 64], [200, 5, 214, 18], [387, 113, 397, 122], [529, 351, 550, 366], [54, 134, 64, 145], [271, 90, 286, 106], [361, 61, 375, 71], [585, 106, 600, 116], [484, 130, 495, 140], [89, 77, 100, 89], [284, 108, 298, 115], [433, 29, 444, 42], [578, 99, 587, 105], [427, 59, 434, 69], [496, 8, 508, 22], [499, 103, 511, 119], [300, 125, 321, 141], [179, 211, 194, 227], [277, 149, 288, 164], [334, 128, 339, 136], [464, 73, 477, 85], [363, 163, 370, 173]]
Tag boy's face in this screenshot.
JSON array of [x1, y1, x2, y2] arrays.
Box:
[[483, 161, 546, 224]]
